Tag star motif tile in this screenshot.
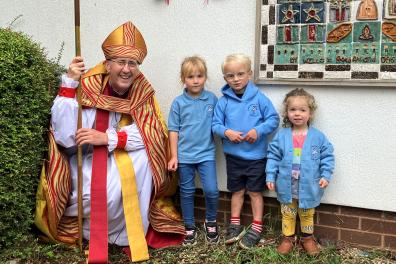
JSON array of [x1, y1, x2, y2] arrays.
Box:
[[302, 2, 324, 23], [278, 3, 301, 24]]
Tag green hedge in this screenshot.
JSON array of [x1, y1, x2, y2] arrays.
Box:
[[0, 28, 64, 248]]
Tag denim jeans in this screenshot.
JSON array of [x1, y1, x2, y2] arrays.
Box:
[[178, 161, 219, 227]]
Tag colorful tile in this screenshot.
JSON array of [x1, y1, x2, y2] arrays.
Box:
[[382, 22, 396, 42], [381, 43, 396, 64], [384, 0, 396, 19], [301, 2, 325, 23], [353, 21, 381, 42], [356, 0, 378, 20], [277, 25, 300, 44], [326, 43, 352, 64], [329, 0, 351, 22], [352, 42, 380, 63], [277, 3, 301, 24], [300, 24, 325, 43], [300, 44, 325, 64], [327, 23, 352, 43], [275, 44, 299, 64]]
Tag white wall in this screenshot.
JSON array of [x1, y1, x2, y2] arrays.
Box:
[[2, 0, 395, 212]]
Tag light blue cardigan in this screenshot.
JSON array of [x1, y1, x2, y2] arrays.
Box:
[[266, 127, 335, 209]]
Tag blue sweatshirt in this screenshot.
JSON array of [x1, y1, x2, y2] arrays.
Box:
[[212, 81, 279, 160]]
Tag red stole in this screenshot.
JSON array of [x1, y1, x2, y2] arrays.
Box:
[[88, 94, 111, 263]]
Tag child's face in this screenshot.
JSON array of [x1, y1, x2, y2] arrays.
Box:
[[183, 69, 206, 97], [287, 96, 311, 129], [223, 61, 252, 93]]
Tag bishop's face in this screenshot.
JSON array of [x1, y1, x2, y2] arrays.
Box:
[[106, 57, 141, 94]]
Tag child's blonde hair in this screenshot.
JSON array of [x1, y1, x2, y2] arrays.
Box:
[[221, 53, 252, 73], [282, 88, 317, 128], [180, 56, 207, 83]]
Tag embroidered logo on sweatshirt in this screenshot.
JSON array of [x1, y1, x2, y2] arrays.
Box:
[[248, 104, 259, 116], [206, 104, 214, 116], [311, 146, 320, 160]]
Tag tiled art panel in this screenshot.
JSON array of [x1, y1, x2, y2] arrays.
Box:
[[258, 0, 396, 82]]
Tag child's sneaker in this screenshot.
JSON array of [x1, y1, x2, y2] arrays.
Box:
[[204, 221, 219, 244], [225, 224, 245, 245], [182, 227, 197, 246], [238, 228, 261, 249]]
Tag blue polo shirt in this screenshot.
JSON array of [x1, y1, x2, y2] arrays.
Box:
[[168, 89, 217, 163]]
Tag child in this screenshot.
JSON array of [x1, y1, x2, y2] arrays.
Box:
[[266, 88, 335, 256], [212, 53, 279, 249], [168, 56, 219, 246]]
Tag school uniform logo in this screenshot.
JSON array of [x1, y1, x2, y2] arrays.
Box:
[[311, 146, 320, 160], [248, 104, 259, 116], [206, 104, 214, 117]]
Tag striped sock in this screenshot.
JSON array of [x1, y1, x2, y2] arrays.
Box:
[[252, 220, 263, 233], [230, 216, 240, 226]]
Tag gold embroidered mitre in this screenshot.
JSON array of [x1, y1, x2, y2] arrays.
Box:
[[101, 21, 147, 63]]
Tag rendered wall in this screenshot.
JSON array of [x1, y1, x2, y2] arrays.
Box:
[[1, 0, 395, 212]]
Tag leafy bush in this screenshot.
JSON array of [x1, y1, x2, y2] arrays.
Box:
[[0, 27, 64, 248]]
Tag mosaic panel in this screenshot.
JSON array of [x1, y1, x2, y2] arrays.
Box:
[[257, 0, 396, 83]]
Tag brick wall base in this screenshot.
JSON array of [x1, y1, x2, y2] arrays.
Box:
[[190, 189, 396, 254]]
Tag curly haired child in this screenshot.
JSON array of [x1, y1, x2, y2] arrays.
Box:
[[266, 88, 335, 256]]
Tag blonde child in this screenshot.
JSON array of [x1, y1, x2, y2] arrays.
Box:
[[212, 53, 279, 248], [168, 56, 219, 245], [266, 88, 335, 256]]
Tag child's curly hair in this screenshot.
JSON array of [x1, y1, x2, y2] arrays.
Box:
[[282, 88, 317, 128]]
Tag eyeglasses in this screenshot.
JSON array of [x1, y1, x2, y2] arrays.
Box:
[[224, 72, 247, 80], [109, 59, 139, 69]]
